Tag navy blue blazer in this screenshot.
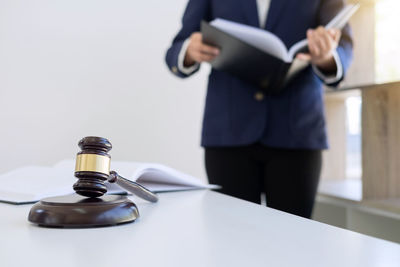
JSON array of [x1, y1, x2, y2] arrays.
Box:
[[165, 0, 353, 149]]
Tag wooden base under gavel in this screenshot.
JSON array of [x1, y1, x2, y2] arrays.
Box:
[[28, 194, 139, 228], [28, 136, 146, 228]]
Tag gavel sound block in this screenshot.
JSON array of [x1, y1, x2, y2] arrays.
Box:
[[28, 137, 142, 228]]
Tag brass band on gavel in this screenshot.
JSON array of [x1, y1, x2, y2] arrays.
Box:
[[73, 136, 113, 198], [75, 154, 111, 175]]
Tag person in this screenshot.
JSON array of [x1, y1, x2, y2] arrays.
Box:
[[165, 0, 353, 218]]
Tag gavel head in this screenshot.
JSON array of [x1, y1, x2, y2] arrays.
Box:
[[73, 136, 112, 198]]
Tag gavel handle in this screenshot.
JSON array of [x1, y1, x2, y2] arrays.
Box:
[[108, 171, 159, 203]]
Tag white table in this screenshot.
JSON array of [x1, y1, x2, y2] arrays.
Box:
[[1, 190, 399, 267]]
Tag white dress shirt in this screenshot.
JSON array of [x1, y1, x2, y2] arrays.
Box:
[[257, 0, 271, 28], [177, 0, 343, 84]]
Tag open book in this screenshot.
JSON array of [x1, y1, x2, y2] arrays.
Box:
[[201, 3, 359, 94], [0, 160, 215, 204]]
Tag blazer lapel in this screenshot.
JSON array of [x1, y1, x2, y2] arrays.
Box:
[[241, 0, 259, 28], [265, 0, 289, 31]]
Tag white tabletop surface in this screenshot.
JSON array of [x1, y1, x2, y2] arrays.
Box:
[[1, 190, 399, 267]]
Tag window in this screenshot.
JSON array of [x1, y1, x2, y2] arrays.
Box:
[[345, 95, 362, 180], [375, 0, 400, 83]]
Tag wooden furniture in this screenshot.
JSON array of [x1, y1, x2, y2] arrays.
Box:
[[317, 82, 400, 244], [2, 190, 400, 267], [315, 0, 400, 243], [323, 81, 400, 200], [362, 82, 400, 199]]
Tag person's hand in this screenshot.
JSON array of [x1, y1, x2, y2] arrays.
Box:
[[184, 32, 220, 67], [296, 26, 341, 73]]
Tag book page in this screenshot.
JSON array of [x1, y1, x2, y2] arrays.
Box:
[[0, 160, 212, 204], [114, 162, 214, 192], [0, 160, 132, 204], [211, 19, 290, 62], [284, 58, 310, 84], [136, 182, 211, 193], [134, 164, 207, 187], [0, 164, 74, 203], [110, 160, 143, 180], [325, 3, 360, 30], [288, 39, 308, 61]]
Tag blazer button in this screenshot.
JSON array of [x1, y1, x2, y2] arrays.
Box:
[[172, 66, 178, 73], [254, 92, 264, 101]]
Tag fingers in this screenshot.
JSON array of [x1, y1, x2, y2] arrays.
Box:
[[329, 29, 341, 43], [196, 43, 219, 63], [306, 26, 341, 65], [296, 53, 312, 61], [308, 27, 329, 56], [199, 42, 220, 56], [316, 27, 331, 53], [186, 32, 220, 64], [307, 29, 320, 57], [192, 32, 220, 56], [193, 50, 217, 62]]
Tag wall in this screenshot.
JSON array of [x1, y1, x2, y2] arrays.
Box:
[[0, 0, 210, 181]]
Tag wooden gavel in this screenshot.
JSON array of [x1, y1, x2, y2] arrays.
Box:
[[73, 136, 158, 203]]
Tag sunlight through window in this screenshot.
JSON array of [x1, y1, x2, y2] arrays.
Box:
[[375, 0, 400, 83]]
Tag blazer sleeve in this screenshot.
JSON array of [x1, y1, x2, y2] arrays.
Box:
[[165, 0, 211, 78], [317, 0, 354, 87]]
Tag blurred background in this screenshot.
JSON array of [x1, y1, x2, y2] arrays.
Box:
[[1, 0, 400, 186], [0, 0, 211, 180], [1, 0, 399, 180]]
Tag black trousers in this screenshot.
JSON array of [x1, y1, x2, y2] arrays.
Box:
[[205, 143, 322, 219]]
